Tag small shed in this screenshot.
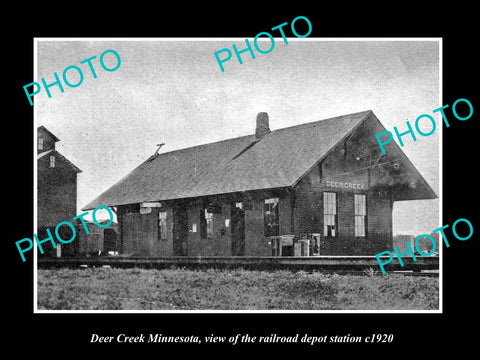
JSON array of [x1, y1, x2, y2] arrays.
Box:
[[76, 220, 119, 256]]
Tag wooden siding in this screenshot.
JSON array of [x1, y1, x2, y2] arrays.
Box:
[[37, 154, 77, 228], [117, 173, 394, 257], [293, 165, 322, 236], [118, 190, 293, 257], [292, 117, 394, 255], [119, 206, 173, 257], [366, 193, 393, 252], [244, 196, 268, 256]]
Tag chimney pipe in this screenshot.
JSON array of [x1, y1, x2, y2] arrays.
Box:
[[154, 143, 165, 156], [255, 112, 271, 139]]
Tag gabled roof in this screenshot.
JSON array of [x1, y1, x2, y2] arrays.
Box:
[[38, 126, 60, 142], [83, 110, 436, 210], [38, 149, 82, 173]]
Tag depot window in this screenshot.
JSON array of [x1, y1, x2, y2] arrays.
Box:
[[264, 197, 279, 237], [354, 194, 367, 237], [158, 211, 167, 241], [200, 206, 215, 239], [38, 137, 43, 150], [49, 155, 55, 168], [323, 192, 337, 237], [205, 209, 214, 238]]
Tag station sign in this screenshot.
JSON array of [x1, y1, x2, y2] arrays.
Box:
[[322, 180, 368, 191]]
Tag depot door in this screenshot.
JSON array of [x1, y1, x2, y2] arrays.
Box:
[[104, 228, 118, 253], [173, 206, 188, 256], [231, 202, 245, 256]]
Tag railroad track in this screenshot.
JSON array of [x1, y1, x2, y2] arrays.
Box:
[[37, 255, 439, 276]]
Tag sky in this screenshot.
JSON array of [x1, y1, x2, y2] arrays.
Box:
[[35, 38, 440, 235]]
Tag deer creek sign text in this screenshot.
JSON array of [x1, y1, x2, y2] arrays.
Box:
[[324, 180, 367, 190]]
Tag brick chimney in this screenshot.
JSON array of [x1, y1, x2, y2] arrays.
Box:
[[255, 112, 271, 139]]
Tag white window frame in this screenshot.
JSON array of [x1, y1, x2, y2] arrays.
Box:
[[158, 211, 167, 240], [205, 209, 214, 237], [323, 192, 337, 237], [264, 197, 279, 237], [354, 194, 367, 237]]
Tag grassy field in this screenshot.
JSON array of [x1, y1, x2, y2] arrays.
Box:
[[37, 267, 439, 310]]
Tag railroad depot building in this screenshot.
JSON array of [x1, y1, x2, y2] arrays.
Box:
[[83, 111, 436, 257]]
